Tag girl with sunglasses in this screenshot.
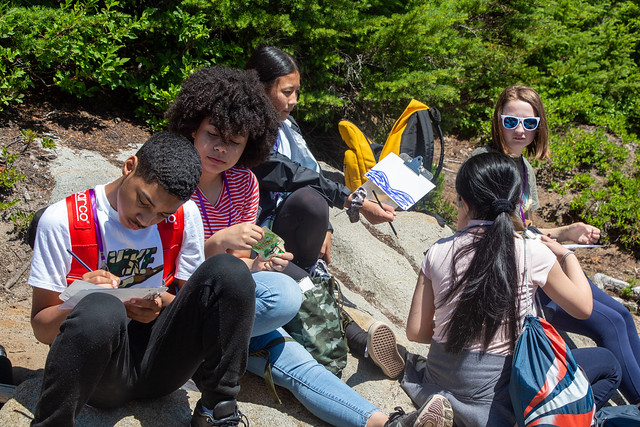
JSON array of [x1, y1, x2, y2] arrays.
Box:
[[474, 84, 640, 405], [481, 85, 599, 242]]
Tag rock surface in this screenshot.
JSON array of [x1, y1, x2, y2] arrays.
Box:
[[0, 152, 604, 425], [0, 152, 450, 426]]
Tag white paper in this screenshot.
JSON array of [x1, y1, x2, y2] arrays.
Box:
[[58, 280, 167, 309], [364, 152, 435, 210]]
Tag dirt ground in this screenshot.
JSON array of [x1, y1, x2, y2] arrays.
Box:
[[1, 97, 639, 390]]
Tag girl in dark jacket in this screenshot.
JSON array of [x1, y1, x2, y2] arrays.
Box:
[[247, 46, 405, 381]]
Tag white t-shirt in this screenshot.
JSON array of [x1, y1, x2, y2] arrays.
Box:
[[28, 184, 205, 294], [421, 221, 556, 355]]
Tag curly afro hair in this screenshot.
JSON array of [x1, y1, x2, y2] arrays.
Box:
[[165, 66, 280, 168]]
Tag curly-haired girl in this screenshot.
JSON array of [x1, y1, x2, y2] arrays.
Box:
[[167, 66, 443, 427]]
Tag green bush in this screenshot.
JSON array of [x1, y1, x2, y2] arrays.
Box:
[[550, 128, 628, 175], [543, 127, 640, 250], [412, 167, 457, 227], [10, 210, 33, 230], [3, 0, 639, 137], [2, 0, 640, 249]]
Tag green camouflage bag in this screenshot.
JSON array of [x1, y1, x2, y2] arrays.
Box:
[[283, 275, 348, 376]]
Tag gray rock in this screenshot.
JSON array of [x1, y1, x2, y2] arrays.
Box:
[[0, 158, 611, 425], [323, 160, 452, 328], [0, 376, 196, 426], [592, 272, 630, 292], [48, 146, 121, 204], [329, 206, 452, 328]]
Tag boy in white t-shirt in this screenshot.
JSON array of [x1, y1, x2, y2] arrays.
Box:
[[29, 132, 255, 426]]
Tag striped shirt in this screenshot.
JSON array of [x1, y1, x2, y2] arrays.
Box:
[[190, 167, 259, 239]]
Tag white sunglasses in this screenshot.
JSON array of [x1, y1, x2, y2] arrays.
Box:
[[501, 115, 540, 131]]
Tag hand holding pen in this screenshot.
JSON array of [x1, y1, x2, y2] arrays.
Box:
[[371, 190, 398, 238], [67, 249, 120, 288]]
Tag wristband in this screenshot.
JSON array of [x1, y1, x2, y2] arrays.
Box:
[[560, 251, 575, 270]]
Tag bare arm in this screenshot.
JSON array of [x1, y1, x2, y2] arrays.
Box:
[[229, 249, 292, 273], [538, 222, 600, 244], [406, 271, 436, 343], [319, 230, 332, 264], [160, 282, 179, 306], [528, 211, 600, 244], [31, 269, 122, 344], [346, 197, 396, 225], [540, 236, 593, 319], [31, 268, 174, 344], [31, 287, 72, 345]]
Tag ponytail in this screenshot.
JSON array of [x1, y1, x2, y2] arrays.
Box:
[[443, 153, 522, 354]]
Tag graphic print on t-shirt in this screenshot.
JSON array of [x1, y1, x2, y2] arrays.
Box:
[[106, 247, 163, 288]]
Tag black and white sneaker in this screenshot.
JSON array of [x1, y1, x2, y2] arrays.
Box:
[[385, 394, 453, 427], [307, 259, 330, 278], [191, 399, 249, 427]]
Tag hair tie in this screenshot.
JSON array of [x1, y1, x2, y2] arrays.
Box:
[[346, 186, 367, 223], [491, 199, 514, 216]]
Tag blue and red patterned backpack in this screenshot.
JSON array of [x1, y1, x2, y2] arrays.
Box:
[[509, 237, 595, 426], [510, 315, 595, 426]]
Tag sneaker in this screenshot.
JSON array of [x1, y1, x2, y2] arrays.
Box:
[[385, 394, 453, 427], [307, 259, 331, 278], [191, 399, 249, 427], [367, 321, 405, 379]]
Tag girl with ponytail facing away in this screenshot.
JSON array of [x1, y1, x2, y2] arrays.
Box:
[[402, 152, 621, 426]]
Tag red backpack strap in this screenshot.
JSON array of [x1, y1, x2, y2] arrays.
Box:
[[65, 189, 99, 284], [157, 206, 184, 290]]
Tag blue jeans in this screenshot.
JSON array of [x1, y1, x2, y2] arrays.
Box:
[[540, 277, 640, 403], [251, 271, 302, 337], [248, 328, 380, 427]]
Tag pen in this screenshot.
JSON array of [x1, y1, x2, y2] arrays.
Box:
[[371, 190, 398, 238], [66, 249, 93, 272]]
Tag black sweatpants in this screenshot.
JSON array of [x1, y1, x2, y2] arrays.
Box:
[[32, 254, 255, 426]]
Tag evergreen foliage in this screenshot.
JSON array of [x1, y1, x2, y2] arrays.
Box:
[[1, 0, 640, 249]]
